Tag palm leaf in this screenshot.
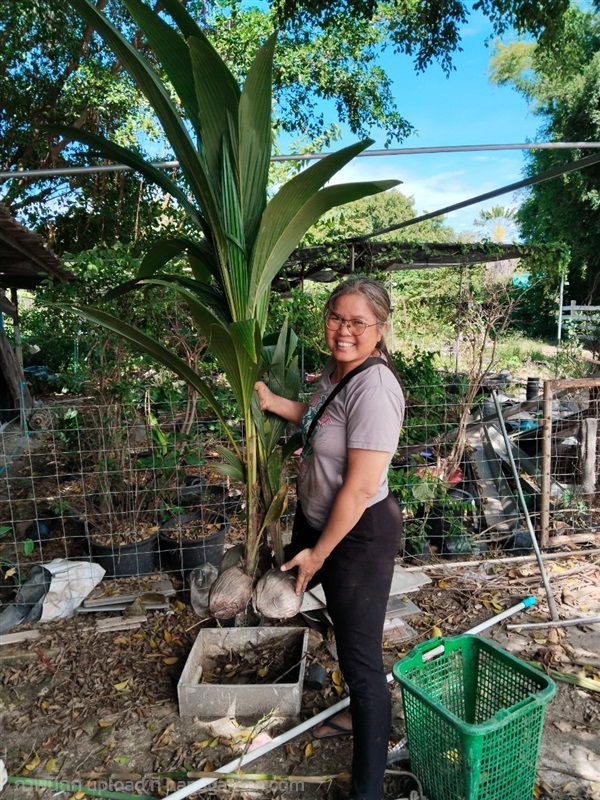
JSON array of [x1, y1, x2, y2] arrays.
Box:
[[64, 0, 223, 241], [251, 178, 399, 305], [220, 145, 248, 321], [239, 33, 276, 246], [123, 0, 199, 136], [46, 124, 203, 228], [188, 34, 240, 186], [213, 445, 246, 483], [56, 303, 240, 456]]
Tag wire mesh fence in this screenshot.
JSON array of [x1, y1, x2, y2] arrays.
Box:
[[0, 374, 598, 613]]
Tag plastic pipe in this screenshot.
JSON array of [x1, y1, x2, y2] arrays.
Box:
[[491, 389, 560, 621], [163, 595, 535, 800]]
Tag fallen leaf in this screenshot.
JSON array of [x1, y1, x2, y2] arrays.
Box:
[[204, 761, 213, 772], [553, 720, 572, 732], [304, 742, 314, 758], [331, 670, 343, 686], [257, 666, 269, 678], [175, 600, 186, 612], [114, 636, 128, 645], [113, 756, 131, 765], [113, 681, 129, 692], [164, 630, 173, 643], [163, 657, 178, 666], [157, 723, 174, 748], [98, 721, 113, 728], [45, 758, 58, 773], [24, 755, 40, 772], [430, 625, 443, 639]]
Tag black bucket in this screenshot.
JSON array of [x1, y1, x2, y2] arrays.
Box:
[[526, 377, 540, 401], [159, 510, 229, 577], [89, 531, 158, 577]]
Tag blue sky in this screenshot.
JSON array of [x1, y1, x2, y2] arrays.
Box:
[[320, 11, 540, 235]]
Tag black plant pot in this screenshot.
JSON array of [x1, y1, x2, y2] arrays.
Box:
[[88, 530, 159, 578], [159, 510, 229, 577], [418, 488, 477, 552]]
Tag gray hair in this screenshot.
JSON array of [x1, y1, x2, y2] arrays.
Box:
[[324, 277, 392, 330]]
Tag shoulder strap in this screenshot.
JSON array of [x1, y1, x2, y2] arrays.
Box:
[[302, 357, 385, 452]]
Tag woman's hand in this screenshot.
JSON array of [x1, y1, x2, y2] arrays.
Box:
[[281, 548, 325, 595], [254, 381, 276, 413]]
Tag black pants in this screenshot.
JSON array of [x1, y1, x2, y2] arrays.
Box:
[[290, 493, 402, 800]]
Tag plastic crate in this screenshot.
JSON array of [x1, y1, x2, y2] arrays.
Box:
[[392, 635, 555, 800]]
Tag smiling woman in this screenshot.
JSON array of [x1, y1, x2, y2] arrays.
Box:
[[254, 276, 404, 800]]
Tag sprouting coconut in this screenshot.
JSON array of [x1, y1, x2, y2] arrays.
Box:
[[208, 566, 253, 619], [253, 569, 303, 619]]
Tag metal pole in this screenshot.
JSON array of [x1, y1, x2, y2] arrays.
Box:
[[491, 390, 559, 621], [3, 142, 600, 180], [540, 380, 553, 547]]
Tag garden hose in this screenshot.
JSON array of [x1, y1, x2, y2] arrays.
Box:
[[6, 776, 155, 800]]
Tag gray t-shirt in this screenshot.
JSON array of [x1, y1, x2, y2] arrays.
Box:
[[297, 359, 405, 530]]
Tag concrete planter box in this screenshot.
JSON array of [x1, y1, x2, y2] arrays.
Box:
[[178, 626, 308, 719]]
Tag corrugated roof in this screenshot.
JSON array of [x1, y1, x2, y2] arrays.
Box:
[[0, 206, 73, 289]]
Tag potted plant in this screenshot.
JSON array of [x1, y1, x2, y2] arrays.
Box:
[[52, 0, 398, 616]]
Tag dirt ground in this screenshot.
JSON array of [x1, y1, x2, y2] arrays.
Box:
[[2, 553, 600, 800]]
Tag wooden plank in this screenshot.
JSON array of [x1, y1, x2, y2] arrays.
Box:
[[0, 629, 41, 646]]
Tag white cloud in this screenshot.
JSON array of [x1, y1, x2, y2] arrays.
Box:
[[327, 151, 526, 234]]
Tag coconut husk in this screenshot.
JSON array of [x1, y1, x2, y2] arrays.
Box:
[[252, 569, 303, 619], [219, 543, 245, 573], [208, 565, 253, 619]]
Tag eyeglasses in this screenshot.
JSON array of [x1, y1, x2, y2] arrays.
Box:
[[325, 313, 379, 336]]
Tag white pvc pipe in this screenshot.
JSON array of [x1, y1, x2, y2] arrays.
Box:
[[163, 596, 535, 800]]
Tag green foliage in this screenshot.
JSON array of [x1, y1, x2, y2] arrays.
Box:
[[267, 285, 329, 374], [276, 0, 570, 72], [490, 5, 600, 302], [304, 189, 455, 246], [19, 245, 199, 400]]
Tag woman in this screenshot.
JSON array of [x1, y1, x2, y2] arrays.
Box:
[[254, 277, 404, 800]]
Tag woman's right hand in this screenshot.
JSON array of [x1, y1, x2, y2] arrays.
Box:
[[254, 381, 275, 413]]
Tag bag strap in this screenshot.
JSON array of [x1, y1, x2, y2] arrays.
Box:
[[302, 356, 386, 453]]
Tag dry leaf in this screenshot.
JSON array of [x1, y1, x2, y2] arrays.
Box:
[[430, 625, 443, 638], [164, 630, 173, 643], [113, 681, 129, 692], [24, 755, 40, 772], [331, 670, 343, 686], [114, 636, 128, 645], [257, 666, 269, 678], [163, 657, 178, 666], [175, 600, 186, 612], [157, 723, 174, 748], [45, 758, 58, 773], [304, 742, 314, 758], [204, 761, 213, 772], [553, 720, 572, 732], [193, 740, 210, 748], [438, 580, 451, 589]]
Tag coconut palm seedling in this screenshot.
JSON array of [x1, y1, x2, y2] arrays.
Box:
[[50, 0, 398, 617]]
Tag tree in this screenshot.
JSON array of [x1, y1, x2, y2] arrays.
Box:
[[305, 189, 455, 245], [0, 0, 406, 248], [2, 0, 573, 253], [53, 0, 398, 617], [275, 0, 571, 71], [473, 205, 518, 243], [489, 3, 600, 301]]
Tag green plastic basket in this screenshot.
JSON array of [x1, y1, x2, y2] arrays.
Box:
[[392, 635, 556, 800]]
